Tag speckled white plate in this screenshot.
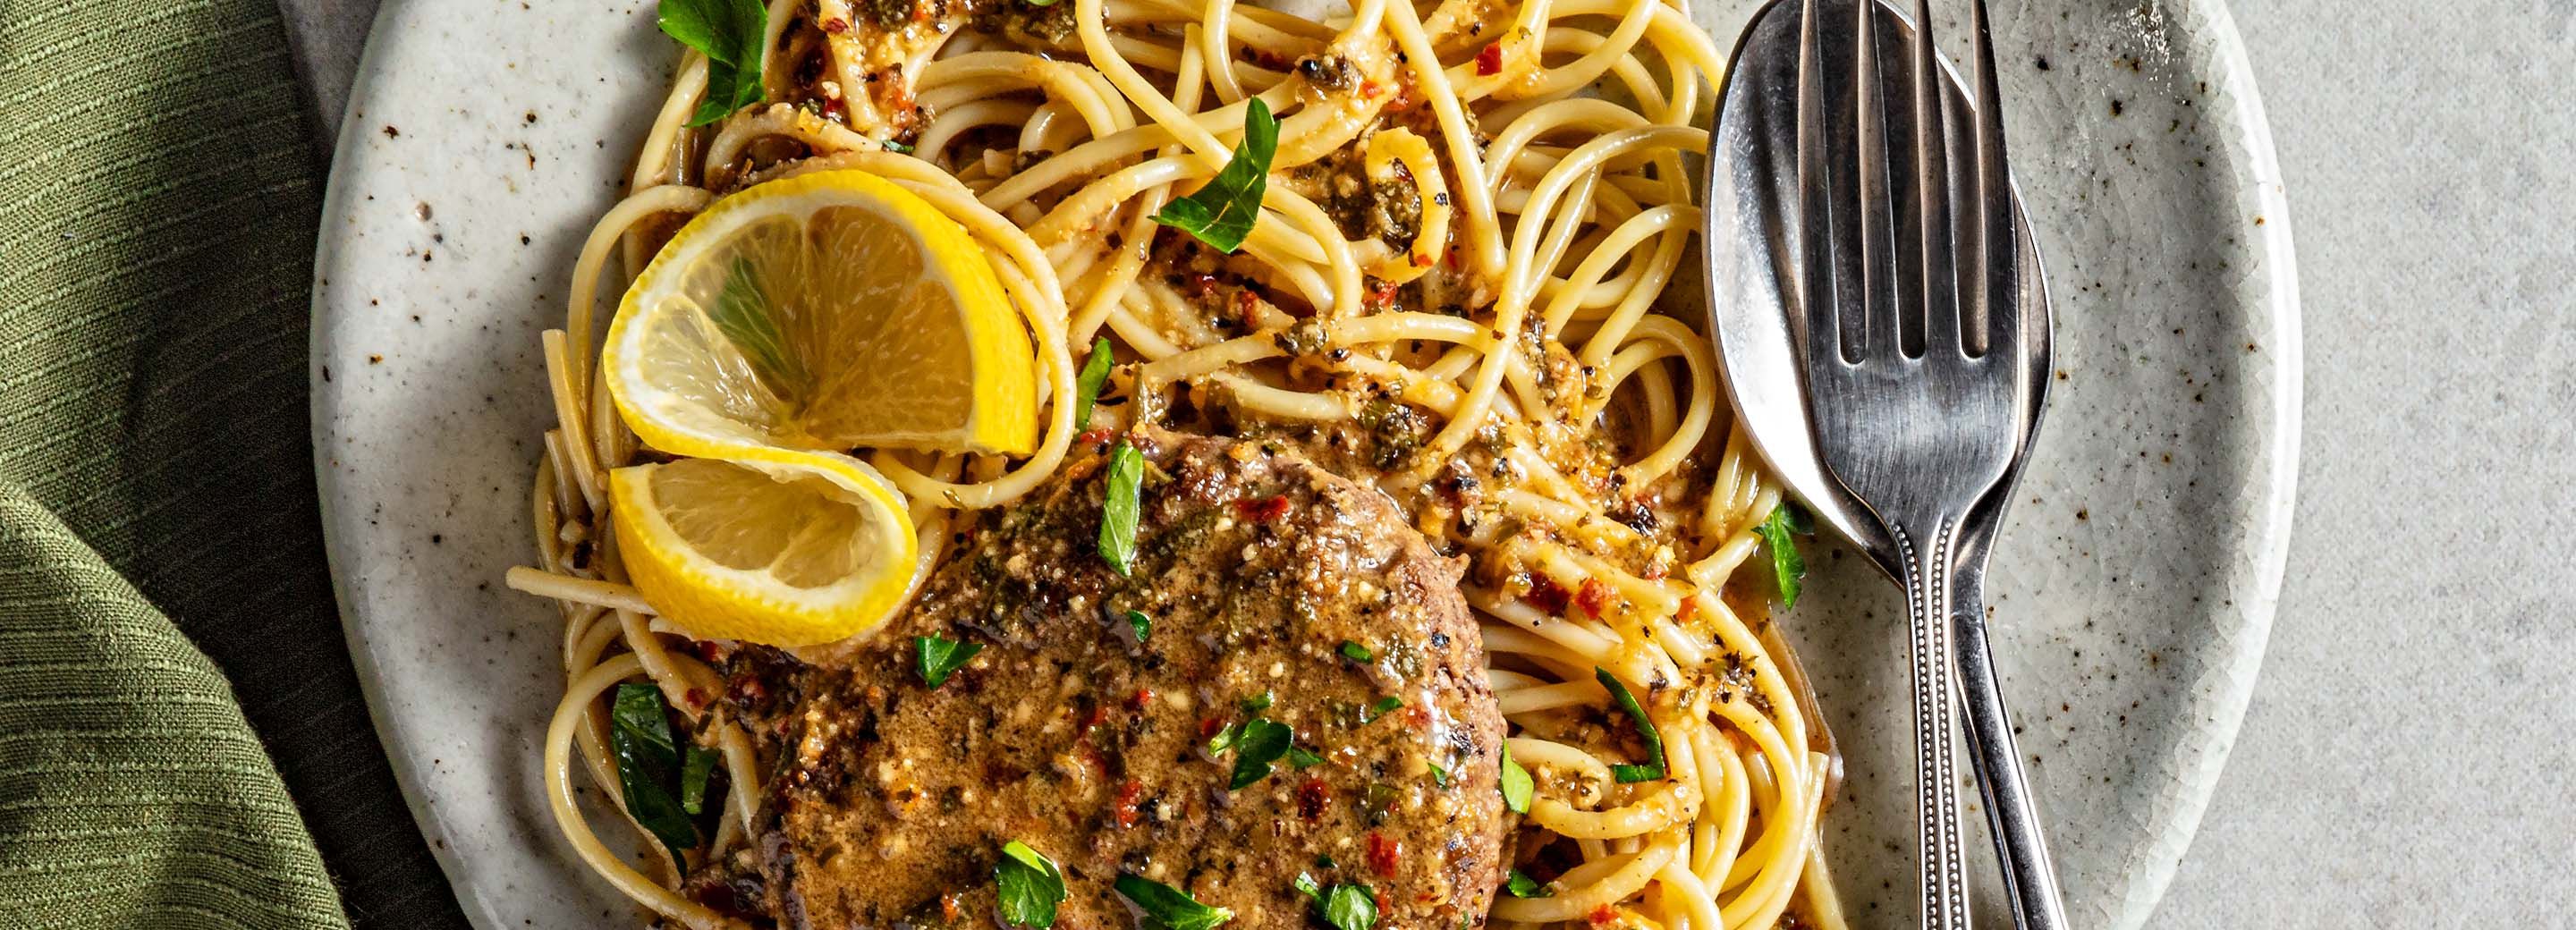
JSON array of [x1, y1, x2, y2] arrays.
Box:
[[310, 0, 2299, 926]]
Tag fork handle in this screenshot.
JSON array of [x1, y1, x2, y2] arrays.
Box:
[[1952, 582, 2072, 930], [1892, 519, 1973, 930]]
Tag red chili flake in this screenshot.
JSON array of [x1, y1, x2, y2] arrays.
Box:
[[1368, 281, 1402, 307], [1641, 560, 1667, 580], [1476, 43, 1504, 76], [1586, 905, 1618, 927], [1190, 271, 1222, 299], [1525, 574, 1572, 613], [821, 16, 849, 32], [1575, 579, 1614, 617], [1199, 717, 1228, 740], [1080, 704, 1109, 731], [1444, 249, 1462, 270], [1129, 689, 1156, 711], [1076, 427, 1115, 446], [683, 688, 708, 709], [1114, 778, 1146, 828], [1365, 832, 1401, 877], [1402, 705, 1430, 729], [1360, 80, 1382, 99], [1233, 495, 1290, 523], [1234, 288, 1260, 329], [1677, 596, 1700, 624], [1296, 777, 1330, 819], [940, 893, 964, 921]]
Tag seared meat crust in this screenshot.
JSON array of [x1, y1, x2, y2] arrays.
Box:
[[708, 433, 1506, 930]]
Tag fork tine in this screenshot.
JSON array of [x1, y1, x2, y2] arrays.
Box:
[[1967, 0, 2019, 359], [1851, 0, 1902, 365], [1911, 0, 1961, 358], [1792, 0, 1843, 370]]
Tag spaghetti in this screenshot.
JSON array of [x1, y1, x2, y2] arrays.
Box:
[[505, 0, 1850, 926]]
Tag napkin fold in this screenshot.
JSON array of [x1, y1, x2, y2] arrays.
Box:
[[0, 0, 456, 925]]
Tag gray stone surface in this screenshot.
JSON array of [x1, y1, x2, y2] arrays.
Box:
[[279, 0, 2576, 922], [2152, 2, 2576, 924]]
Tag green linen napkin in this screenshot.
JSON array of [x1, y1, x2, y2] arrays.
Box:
[[0, 0, 421, 925]]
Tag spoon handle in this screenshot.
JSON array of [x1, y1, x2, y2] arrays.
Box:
[[1892, 518, 1973, 930], [1952, 580, 2072, 930]]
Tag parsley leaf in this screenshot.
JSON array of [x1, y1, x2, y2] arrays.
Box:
[[1151, 98, 1279, 252], [608, 684, 699, 859], [679, 745, 719, 816], [915, 635, 983, 688], [1498, 743, 1532, 814], [1320, 883, 1378, 930], [708, 256, 806, 397], [1595, 668, 1668, 783], [1114, 874, 1233, 930], [1362, 696, 1402, 723], [1227, 717, 1293, 790], [1240, 690, 1274, 713], [1074, 336, 1114, 429], [657, 0, 768, 126], [1338, 640, 1373, 663], [1127, 609, 1152, 643], [996, 840, 1067, 928], [1286, 744, 1326, 768], [1504, 870, 1551, 899], [1756, 503, 1810, 609], [1293, 872, 1323, 900], [1425, 758, 1450, 788], [1099, 441, 1144, 574]]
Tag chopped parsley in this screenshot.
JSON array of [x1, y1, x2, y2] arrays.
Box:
[[1504, 869, 1551, 899], [1286, 744, 1326, 768], [1240, 690, 1275, 713], [1756, 502, 1813, 608], [1114, 874, 1233, 930], [1073, 336, 1114, 429], [1338, 640, 1374, 663], [1319, 883, 1378, 930], [1498, 743, 1532, 813], [1151, 98, 1279, 252], [1126, 609, 1152, 643], [1363, 696, 1402, 723], [607, 684, 699, 859], [656, 0, 768, 126], [1425, 758, 1451, 788], [1226, 717, 1293, 790], [1288, 871, 1378, 930], [706, 257, 804, 396], [678, 745, 718, 816], [915, 634, 983, 688], [995, 840, 1067, 928], [1099, 441, 1144, 574], [1595, 668, 1668, 783]]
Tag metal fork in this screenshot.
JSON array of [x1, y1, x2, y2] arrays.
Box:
[[1790, 0, 2066, 927]]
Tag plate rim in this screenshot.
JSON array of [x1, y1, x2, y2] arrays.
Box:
[[305, 0, 2305, 925]]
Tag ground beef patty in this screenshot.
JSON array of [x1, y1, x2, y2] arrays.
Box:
[[700, 432, 1509, 930]]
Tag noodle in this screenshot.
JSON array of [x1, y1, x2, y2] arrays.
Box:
[[513, 0, 1850, 927]]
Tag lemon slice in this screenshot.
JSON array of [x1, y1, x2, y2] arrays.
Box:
[[604, 169, 1038, 460], [610, 449, 919, 647]]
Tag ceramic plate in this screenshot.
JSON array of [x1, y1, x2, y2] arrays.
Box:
[[311, 0, 2299, 926]]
